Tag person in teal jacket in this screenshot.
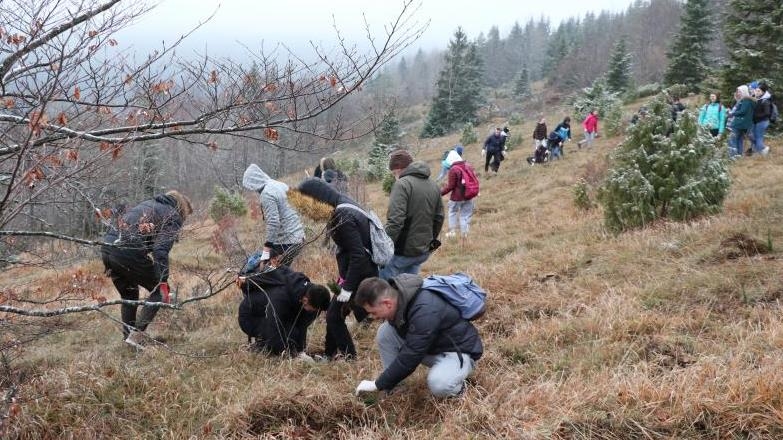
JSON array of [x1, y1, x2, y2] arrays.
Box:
[[728, 85, 755, 158], [698, 92, 726, 137]]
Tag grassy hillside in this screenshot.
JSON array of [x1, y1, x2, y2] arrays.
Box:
[[4, 107, 783, 438]]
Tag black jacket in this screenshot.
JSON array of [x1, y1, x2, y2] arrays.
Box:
[[298, 178, 378, 292], [103, 194, 183, 282], [483, 133, 504, 153], [753, 97, 772, 123], [375, 274, 484, 391], [238, 265, 317, 354]]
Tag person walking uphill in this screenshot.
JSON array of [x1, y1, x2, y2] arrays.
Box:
[[243, 164, 305, 266], [101, 190, 192, 349], [353, 275, 483, 398], [382, 150, 444, 280], [294, 178, 378, 360], [578, 109, 599, 149], [482, 127, 505, 174], [441, 150, 477, 240]]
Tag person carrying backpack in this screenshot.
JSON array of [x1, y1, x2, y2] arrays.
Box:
[[698, 92, 726, 137], [353, 274, 483, 398], [295, 178, 379, 360], [440, 150, 478, 240], [435, 145, 463, 182], [482, 127, 505, 174], [751, 82, 773, 156]]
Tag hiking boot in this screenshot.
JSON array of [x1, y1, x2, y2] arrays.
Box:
[[124, 330, 146, 350]]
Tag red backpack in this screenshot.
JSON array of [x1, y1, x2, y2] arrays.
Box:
[[454, 162, 480, 200]]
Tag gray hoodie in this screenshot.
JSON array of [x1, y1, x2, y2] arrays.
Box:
[[242, 164, 305, 246]]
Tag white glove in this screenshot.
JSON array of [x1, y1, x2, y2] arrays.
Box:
[[296, 352, 315, 363], [260, 250, 271, 261], [480, 149, 486, 157], [355, 380, 378, 396], [336, 289, 352, 302]]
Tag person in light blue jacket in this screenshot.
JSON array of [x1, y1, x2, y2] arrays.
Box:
[[698, 92, 726, 137], [242, 164, 305, 266]]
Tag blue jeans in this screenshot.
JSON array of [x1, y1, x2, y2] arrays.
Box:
[[729, 128, 748, 158], [752, 120, 769, 153], [447, 200, 474, 235], [376, 322, 475, 397], [379, 252, 430, 280]]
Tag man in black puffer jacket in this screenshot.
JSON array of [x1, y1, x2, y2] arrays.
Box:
[[101, 190, 192, 348], [237, 249, 330, 356], [353, 274, 483, 398], [296, 178, 379, 359]]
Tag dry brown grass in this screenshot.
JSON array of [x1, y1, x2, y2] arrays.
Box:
[[5, 112, 783, 439]]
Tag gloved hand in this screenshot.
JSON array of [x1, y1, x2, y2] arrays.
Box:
[[159, 282, 170, 304], [355, 380, 378, 396], [336, 289, 352, 302], [480, 149, 486, 157]]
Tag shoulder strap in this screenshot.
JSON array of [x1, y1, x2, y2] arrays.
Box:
[[336, 203, 367, 218]]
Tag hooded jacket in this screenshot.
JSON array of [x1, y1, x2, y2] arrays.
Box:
[[103, 194, 183, 282], [386, 161, 444, 257], [243, 164, 305, 247], [374, 273, 484, 391], [441, 152, 472, 202], [238, 265, 317, 354], [298, 178, 378, 292]]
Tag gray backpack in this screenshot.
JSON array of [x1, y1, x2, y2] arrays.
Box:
[[336, 203, 394, 266]]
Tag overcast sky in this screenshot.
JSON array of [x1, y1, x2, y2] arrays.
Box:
[[118, 0, 639, 59]]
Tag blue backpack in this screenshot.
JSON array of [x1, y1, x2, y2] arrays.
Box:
[[421, 273, 487, 320]]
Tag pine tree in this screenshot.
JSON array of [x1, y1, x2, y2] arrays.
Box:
[[599, 93, 730, 232], [664, 0, 713, 90], [513, 67, 531, 98], [421, 28, 484, 138], [721, 0, 783, 97], [368, 109, 401, 180], [605, 38, 632, 93]]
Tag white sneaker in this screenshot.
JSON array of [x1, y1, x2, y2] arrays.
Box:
[[761, 146, 770, 156], [124, 330, 146, 350]]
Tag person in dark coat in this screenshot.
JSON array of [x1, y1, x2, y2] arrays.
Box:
[[382, 150, 444, 279], [532, 116, 548, 152], [482, 127, 505, 173], [237, 249, 330, 357], [295, 178, 379, 359], [353, 275, 483, 398], [101, 190, 192, 348]]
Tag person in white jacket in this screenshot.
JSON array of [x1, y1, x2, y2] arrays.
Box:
[[242, 164, 305, 266]]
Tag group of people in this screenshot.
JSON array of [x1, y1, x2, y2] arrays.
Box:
[[722, 81, 776, 158], [100, 149, 484, 398], [525, 110, 598, 165]]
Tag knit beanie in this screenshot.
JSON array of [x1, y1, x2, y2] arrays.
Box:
[[455, 145, 464, 156], [388, 149, 413, 171]]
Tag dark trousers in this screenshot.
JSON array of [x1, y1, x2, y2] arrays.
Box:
[[324, 297, 368, 358], [484, 150, 502, 172], [101, 246, 163, 338]]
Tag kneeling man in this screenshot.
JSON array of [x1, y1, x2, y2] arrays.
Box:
[[353, 274, 483, 397]]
